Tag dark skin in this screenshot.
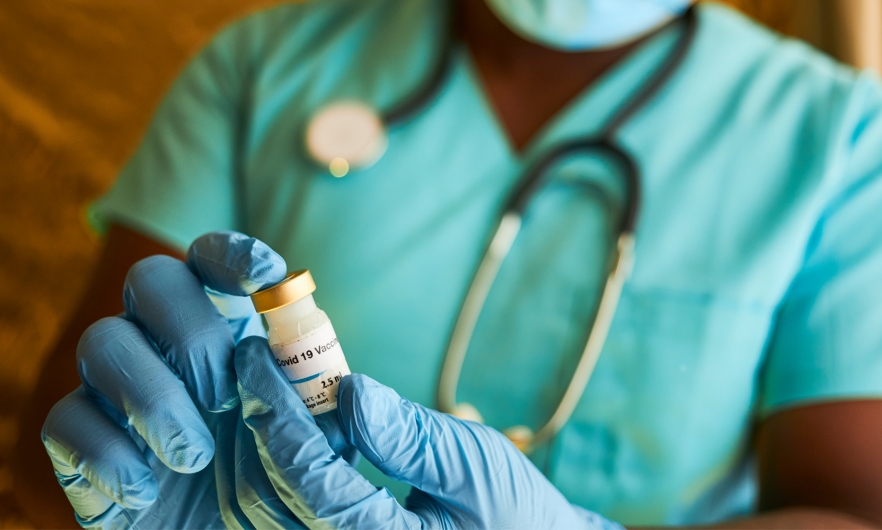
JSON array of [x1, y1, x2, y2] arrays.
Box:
[[460, 0, 645, 150], [13, 0, 882, 527]]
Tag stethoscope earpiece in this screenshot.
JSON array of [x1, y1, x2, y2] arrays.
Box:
[[305, 100, 388, 177]]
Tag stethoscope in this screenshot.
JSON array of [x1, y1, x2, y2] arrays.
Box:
[[304, 5, 697, 453], [303, 4, 457, 178]]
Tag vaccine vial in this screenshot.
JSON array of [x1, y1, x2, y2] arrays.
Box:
[[250, 269, 351, 415]]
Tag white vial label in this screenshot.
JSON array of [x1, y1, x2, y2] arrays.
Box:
[[271, 321, 351, 415]]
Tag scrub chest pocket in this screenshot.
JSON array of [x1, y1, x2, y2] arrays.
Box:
[[549, 287, 776, 521]]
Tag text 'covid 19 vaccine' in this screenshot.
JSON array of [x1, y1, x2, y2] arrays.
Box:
[[250, 269, 351, 415]]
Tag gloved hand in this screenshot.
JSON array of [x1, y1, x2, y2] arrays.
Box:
[[41, 230, 618, 529], [39, 231, 352, 528], [233, 336, 624, 530]]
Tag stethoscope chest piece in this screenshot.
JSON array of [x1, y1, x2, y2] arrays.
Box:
[[305, 100, 388, 177]]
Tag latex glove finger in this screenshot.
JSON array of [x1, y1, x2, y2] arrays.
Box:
[[234, 412, 304, 528], [314, 411, 361, 466], [77, 317, 214, 473], [211, 406, 258, 530], [336, 374, 515, 499], [123, 255, 239, 412], [205, 289, 268, 343], [230, 386, 358, 527], [186, 231, 287, 296], [234, 336, 418, 529], [229, 412, 358, 528], [337, 374, 576, 525], [42, 387, 157, 526], [189, 232, 287, 344]]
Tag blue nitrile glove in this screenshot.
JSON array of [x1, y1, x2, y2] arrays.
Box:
[[40, 231, 353, 528], [233, 336, 624, 530]]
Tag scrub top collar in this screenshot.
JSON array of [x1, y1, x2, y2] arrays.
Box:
[[453, 12, 690, 164]]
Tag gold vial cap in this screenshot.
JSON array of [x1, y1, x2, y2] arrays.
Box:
[[250, 269, 316, 313]]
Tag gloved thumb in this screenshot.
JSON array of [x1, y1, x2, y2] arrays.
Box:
[[187, 231, 287, 296], [337, 374, 515, 502], [234, 336, 356, 461]]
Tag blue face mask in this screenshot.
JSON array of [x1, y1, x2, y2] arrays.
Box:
[[484, 0, 692, 51]]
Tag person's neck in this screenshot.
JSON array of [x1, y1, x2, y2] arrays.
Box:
[[458, 0, 651, 151]]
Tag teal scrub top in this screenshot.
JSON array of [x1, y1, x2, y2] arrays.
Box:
[[90, 0, 882, 525]]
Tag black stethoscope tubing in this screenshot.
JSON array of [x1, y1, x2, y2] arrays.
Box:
[[383, 3, 697, 233], [380, 4, 458, 124], [509, 5, 697, 231], [292, 2, 699, 452]]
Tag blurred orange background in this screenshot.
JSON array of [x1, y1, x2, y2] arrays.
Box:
[[0, 0, 879, 526]]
